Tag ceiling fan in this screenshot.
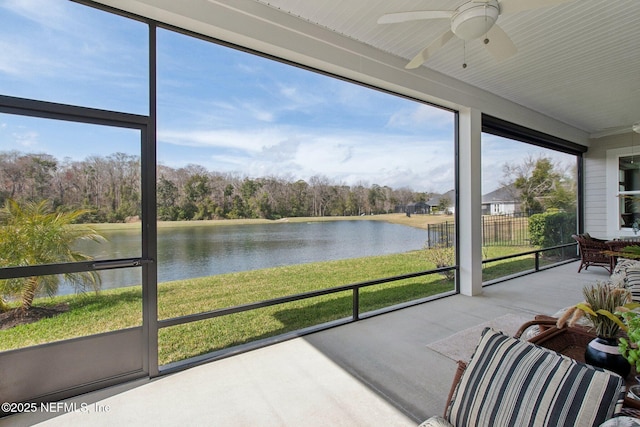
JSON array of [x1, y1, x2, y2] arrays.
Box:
[[592, 122, 640, 139], [378, 0, 576, 69]]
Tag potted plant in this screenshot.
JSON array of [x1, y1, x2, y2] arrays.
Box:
[[619, 310, 640, 372], [612, 245, 640, 259], [558, 282, 632, 377]]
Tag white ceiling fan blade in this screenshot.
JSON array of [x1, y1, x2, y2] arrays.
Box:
[[484, 24, 517, 61], [378, 10, 453, 25], [499, 0, 576, 15], [591, 125, 635, 139], [406, 30, 455, 69]]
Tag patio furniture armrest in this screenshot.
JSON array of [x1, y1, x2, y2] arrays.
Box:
[[443, 360, 467, 417]]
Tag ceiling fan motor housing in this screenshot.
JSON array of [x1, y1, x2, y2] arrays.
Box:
[[452, 0, 500, 40]]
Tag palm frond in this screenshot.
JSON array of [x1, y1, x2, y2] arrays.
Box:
[[0, 198, 105, 309]]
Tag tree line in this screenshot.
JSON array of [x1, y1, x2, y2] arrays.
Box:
[[0, 151, 430, 222], [0, 150, 575, 223]]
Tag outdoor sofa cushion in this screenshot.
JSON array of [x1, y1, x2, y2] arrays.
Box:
[[626, 269, 640, 302], [608, 258, 640, 302], [422, 327, 625, 427], [611, 258, 640, 286]]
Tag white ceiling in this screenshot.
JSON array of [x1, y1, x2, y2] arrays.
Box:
[[251, 0, 640, 138]]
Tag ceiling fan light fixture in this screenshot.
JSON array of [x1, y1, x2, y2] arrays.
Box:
[[451, 1, 500, 41]]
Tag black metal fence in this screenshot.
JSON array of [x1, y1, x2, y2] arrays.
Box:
[[427, 213, 530, 247], [158, 265, 457, 373]]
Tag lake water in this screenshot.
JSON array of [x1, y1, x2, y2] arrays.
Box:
[[61, 220, 427, 295]]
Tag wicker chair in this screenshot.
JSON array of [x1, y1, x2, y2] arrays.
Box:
[[572, 233, 612, 273]]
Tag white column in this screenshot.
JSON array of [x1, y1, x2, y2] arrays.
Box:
[[458, 107, 483, 296]]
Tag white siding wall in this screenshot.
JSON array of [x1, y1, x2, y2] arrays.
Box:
[[584, 154, 608, 238], [586, 132, 637, 239]]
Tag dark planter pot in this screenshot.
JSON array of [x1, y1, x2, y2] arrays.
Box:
[[584, 336, 630, 378]]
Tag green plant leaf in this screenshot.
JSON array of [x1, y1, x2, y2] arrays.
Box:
[[576, 302, 596, 317], [595, 309, 628, 332]]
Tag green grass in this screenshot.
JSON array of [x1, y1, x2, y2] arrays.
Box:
[[1, 243, 567, 365], [481, 245, 576, 281], [0, 288, 143, 349], [482, 246, 537, 281], [157, 251, 448, 318]]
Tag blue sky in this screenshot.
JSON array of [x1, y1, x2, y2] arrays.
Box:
[[0, 0, 573, 194]]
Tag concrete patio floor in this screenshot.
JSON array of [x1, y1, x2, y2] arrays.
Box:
[[2, 261, 611, 427]]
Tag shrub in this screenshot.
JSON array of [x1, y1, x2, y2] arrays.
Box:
[[424, 242, 455, 280], [529, 209, 576, 248]]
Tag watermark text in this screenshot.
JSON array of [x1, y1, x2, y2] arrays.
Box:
[[2, 401, 111, 414]]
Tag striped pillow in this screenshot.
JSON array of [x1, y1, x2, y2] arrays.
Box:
[[626, 269, 640, 302], [611, 259, 640, 287], [446, 328, 624, 427]]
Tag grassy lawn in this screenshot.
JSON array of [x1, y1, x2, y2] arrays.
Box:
[[482, 246, 537, 282], [157, 251, 447, 318], [0, 250, 454, 365], [1, 214, 567, 366], [481, 245, 576, 282]]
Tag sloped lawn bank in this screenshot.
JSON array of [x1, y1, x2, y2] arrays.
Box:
[[0, 246, 542, 365]]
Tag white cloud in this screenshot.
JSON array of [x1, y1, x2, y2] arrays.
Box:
[[235, 62, 261, 75], [0, 0, 73, 32], [158, 127, 289, 152], [158, 123, 455, 191], [209, 153, 252, 169], [0, 40, 58, 78], [0, 0, 147, 103], [277, 83, 326, 111], [240, 102, 276, 122], [332, 82, 380, 111], [12, 130, 39, 148], [387, 103, 454, 131], [279, 85, 298, 99], [260, 138, 301, 162]]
